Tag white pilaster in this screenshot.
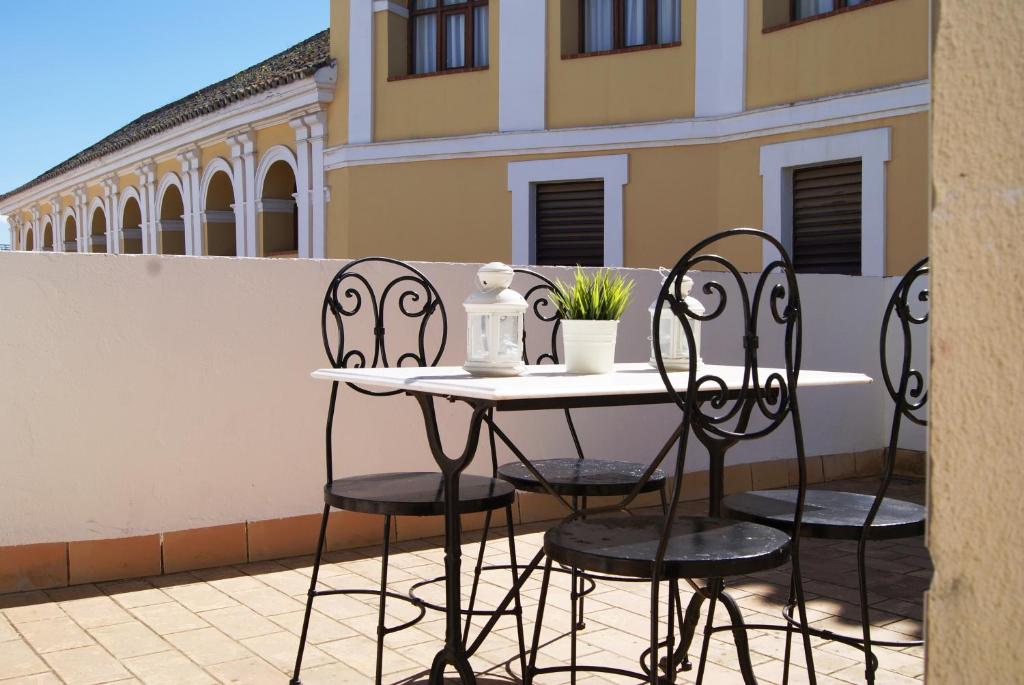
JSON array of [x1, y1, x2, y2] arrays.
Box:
[[694, 0, 747, 117], [305, 111, 328, 259], [102, 177, 119, 253], [74, 187, 88, 253], [348, 0, 374, 144], [289, 117, 313, 258], [46, 197, 61, 252], [136, 162, 157, 254], [228, 131, 257, 257], [29, 207, 40, 251], [499, 1, 547, 132], [177, 147, 202, 255]]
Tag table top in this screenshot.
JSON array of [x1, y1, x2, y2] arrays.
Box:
[[311, 363, 872, 410]]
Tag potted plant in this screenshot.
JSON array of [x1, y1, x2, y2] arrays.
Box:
[[552, 267, 635, 374]]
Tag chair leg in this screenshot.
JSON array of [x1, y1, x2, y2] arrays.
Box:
[[570, 565, 579, 685], [792, 552, 819, 685], [694, 579, 722, 685], [374, 515, 392, 685], [575, 495, 587, 631], [505, 505, 529, 681], [649, 577, 661, 685], [857, 539, 876, 685], [666, 580, 678, 684], [463, 509, 493, 645], [782, 574, 796, 685], [290, 504, 330, 685], [525, 557, 554, 685]]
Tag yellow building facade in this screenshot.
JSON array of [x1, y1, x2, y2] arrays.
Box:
[[1, 0, 929, 277]]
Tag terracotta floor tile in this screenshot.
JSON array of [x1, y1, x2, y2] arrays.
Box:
[[0, 640, 49, 679], [122, 651, 215, 685], [127, 602, 208, 635], [0, 673, 64, 684], [56, 595, 132, 629], [196, 605, 279, 641], [241, 630, 333, 672], [16, 617, 94, 653], [164, 627, 253, 666], [43, 645, 130, 685], [88, 621, 171, 659], [204, 656, 285, 684]]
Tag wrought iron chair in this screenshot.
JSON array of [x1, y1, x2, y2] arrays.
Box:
[[721, 257, 929, 684], [525, 228, 819, 685], [290, 257, 525, 685]]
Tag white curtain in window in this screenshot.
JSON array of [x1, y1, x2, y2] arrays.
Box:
[[414, 15, 437, 73], [474, 6, 489, 66], [446, 13, 466, 68], [624, 0, 646, 46], [584, 0, 613, 52], [657, 0, 681, 44], [795, 0, 835, 19]]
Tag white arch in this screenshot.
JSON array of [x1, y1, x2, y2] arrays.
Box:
[[88, 196, 105, 223], [118, 186, 142, 227], [155, 172, 184, 218], [60, 205, 78, 232], [200, 157, 238, 209], [255, 145, 298, 198]]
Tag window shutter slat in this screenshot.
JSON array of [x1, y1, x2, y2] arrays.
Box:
[[535, 180, 604, 267], [791, 161, 862, 276]]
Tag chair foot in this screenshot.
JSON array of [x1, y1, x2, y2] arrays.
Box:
[[289, 679, 301, 685]]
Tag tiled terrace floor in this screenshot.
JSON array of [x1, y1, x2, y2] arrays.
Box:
[[0, 478, 928, 684]]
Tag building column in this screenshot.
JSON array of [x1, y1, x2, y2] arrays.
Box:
[[348, 0, 373, 143], [305, 111, 328, 259], [102, 177, 119, 253], [136, 162, 157, 254], [29, 207, 40, 251], [228, 131, 257, 257], [74, 187, 88, 253], [9, 216, 19, 250], [289, 117, 313, 258], [177, 147, 202, 255]]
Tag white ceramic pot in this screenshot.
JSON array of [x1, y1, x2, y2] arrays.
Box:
[[561, 319, 619, 374]]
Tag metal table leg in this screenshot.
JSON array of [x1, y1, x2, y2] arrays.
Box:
[[414, 394, 490, 685]]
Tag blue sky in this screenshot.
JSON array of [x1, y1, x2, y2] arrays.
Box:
[[0, 0, 329, 245]]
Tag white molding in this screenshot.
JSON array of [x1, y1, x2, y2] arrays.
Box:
[[304, 111, 328, 259], [507, 154, 628, 267], [499, 1, 546, 132], [759, 127, 891, 277], [348, 0, 374, 144], [87, 197, 106, 249], [695, 0, 746, 116], [372, 0, 408, 18], [326, 81, 929, 170], [0, 72, 335, 214], [256, 198, 296, 213]]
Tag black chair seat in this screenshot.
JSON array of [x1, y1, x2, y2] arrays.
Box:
[[722, 489, 926, 541], [497, 458, 666, 497], [324, 472, 515, 517], [544, 514, 791, 579]]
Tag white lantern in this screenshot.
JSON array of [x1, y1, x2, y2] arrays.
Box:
[[463, 263, 528, 377], [649, 271, 705, 372]]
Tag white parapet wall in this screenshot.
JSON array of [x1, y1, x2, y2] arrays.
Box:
[[0, 252, 925, 546]]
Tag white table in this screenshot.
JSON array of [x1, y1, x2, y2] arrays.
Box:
[[311, 362, 871, 683]]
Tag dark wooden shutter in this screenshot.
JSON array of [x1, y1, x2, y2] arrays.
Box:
[[535, 181, 604, 266], [792, 160, 862, 275]]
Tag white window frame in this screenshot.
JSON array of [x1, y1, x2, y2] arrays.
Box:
[[507, 154, 628, 267], [760, 127, 891, 277]]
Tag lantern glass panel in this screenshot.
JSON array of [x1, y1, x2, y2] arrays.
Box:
[[469, 313, 490, 359], [657, 311, 674, 360], [497, 314, 521, 359]]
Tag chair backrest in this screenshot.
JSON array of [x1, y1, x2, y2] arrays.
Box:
[[864, 257, 929, 535], [646, 228, 809, 568], [320, 257, 447, 480], [512, 267, 562, 365]]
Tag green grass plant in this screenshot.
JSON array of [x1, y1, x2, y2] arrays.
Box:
[[551, 267, 635, 321]]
